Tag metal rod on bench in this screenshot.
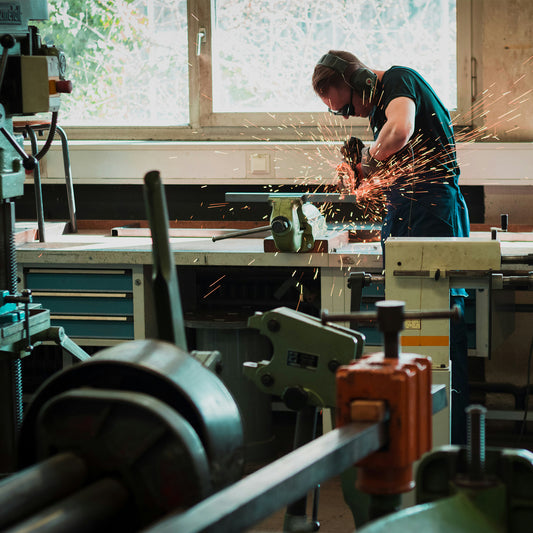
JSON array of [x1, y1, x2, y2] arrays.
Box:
[[212, 224, 272, 242], [55, 125, 77, 233], [25, 126, 45, 243]]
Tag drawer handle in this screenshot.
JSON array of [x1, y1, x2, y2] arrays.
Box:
[[33, 292, 130, 298], [51, 315, 130, 322], [27, 269, 128, 275]]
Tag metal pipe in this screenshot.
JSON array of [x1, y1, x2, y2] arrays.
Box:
[[26, 126, 45, 242], [501, 254, 533, 265], [4, 477, 129, 533], [321, 306, 461, 325], [212, 224, 272, 242], [0, 453, 88, 530], [55, 125, 77, 233]]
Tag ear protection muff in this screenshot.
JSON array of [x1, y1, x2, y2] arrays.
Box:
[[317, 53, 377, 99]]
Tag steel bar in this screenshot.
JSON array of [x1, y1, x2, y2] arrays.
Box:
[[144, 420, 387, 533], [26, 126, 45, 242], [143, 171, 188, 351], [0, 453, 88, 530], [212, 224, 271, 242], [144, 384, 446, 533], [55, 126, 77, 233], [501, 254, 533, 265], [321, 307, 461, 325], [225, 192, 360, 204]]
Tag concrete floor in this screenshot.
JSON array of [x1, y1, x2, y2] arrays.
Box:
[[248, 476, 356, 533], [241, 411, 360, 533]]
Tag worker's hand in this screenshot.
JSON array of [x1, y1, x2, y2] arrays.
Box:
[[340, 136, 365, 171], [335, 162, 364, 194], [360, 146, 384, 178]]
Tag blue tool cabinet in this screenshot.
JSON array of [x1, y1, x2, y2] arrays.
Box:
[[23, 267, 141, 342]]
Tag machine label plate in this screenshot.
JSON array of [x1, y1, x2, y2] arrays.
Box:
[[0, 3, 21, 24], [287, 350, 318, 370]]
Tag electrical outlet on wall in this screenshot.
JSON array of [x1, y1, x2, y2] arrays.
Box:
[[249, 153, 270, 175]]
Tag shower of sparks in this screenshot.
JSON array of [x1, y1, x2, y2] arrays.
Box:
[[201, 67, 531, 307], [209, 274, 226, 287], [203, 285, 221, 299]]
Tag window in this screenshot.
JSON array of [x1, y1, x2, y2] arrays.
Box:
[[36, 0, 471, 140], [36, 0, 189, 127]]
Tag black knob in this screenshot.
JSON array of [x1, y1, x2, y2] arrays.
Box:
[[500, 213, 508, 232], [0, 34, 15, 49], [261, 373, 275, 387], [271, 216, 290, 234], [23, 155, 37, 171], [282, 386, 309, 411]]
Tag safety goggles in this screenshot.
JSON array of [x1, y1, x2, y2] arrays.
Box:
[[327, 88, 354, 118]]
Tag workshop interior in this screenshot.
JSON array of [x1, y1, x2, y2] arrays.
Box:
[[1, 1, 533, 532]]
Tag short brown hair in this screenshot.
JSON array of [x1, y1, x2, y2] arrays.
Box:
[[312, 50, 368, 96]]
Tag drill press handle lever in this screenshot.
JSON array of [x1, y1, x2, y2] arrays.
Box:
[[0, 126, 37, 170], [0, 34, 15, 91]]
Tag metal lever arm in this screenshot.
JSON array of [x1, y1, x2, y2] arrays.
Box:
[[321, 305, 461, 325], [33, 326, 90, 362], [143, 170, 188, 351], [0, 34, 15, 90], [212, 225, 272, 242], [0, 127, 37, 170]]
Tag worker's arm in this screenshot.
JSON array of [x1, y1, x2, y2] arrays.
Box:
[[338, 96, 415, 187], [369, 96, 415, 160]]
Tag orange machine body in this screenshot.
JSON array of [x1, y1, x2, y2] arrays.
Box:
[[336, 352, 432, 494]]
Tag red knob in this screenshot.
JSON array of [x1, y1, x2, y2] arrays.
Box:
[[55, 80, 73, 93]]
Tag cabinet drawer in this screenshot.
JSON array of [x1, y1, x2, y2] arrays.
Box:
[[25, 269, 133, 291], [24, 267, 136, 341], [31, 292, 133, 316]]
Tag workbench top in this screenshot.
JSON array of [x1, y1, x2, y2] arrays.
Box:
[[15, 222, 384, 269], [15, 222, 533, 269]]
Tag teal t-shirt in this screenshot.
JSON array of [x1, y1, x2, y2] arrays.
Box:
[[370, 66, 469, 239], [370, 66, 470, 296]]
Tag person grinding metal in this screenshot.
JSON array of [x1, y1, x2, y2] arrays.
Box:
[[312, 50, 470, 445]]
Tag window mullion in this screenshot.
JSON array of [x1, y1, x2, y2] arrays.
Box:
[[455, 0, 473, 126], [188, 0, 213, 129]]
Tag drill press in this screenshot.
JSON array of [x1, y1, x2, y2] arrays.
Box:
[[0, 0, 73, 476]]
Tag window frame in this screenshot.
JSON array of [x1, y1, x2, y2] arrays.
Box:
[[64, 0, 472, 141]]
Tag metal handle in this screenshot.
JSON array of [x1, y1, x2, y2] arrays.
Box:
[[321, 305, 461, 325], [0, 34, 15, 92], [0, 127, 37, 170], [212, 225, 272, 242], [196, 28, 206, 56]]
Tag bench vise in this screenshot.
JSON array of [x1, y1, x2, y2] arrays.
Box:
[[213, 193, 327, 252]]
